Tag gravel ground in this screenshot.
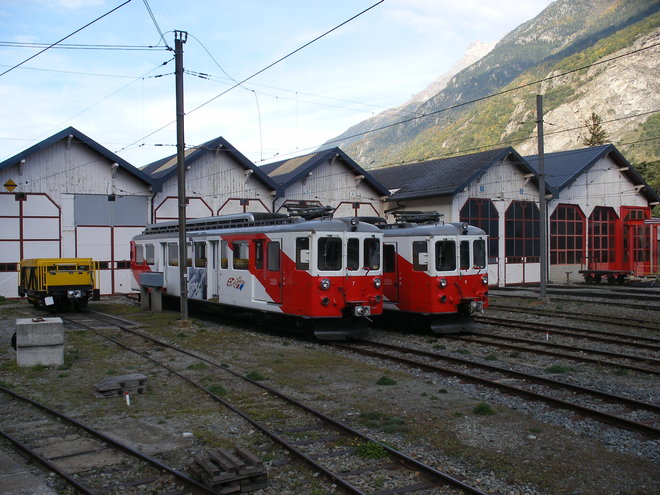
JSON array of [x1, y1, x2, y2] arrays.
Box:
[[0, 291, 658, 495]]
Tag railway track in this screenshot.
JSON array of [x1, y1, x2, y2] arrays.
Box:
[[0, 386, 216, 495], [476, 315, 660, 352], [58, 310, 493, 495], [448, 333, 660, 375], [335, 340, 660, 439], [487, 303, 660, 332]]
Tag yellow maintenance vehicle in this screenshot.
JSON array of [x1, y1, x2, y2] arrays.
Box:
[[18, 258, 100, 310]]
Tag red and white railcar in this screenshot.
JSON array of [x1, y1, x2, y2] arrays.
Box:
[[130, 212, 383, 339], [372, 212, 489, 333]]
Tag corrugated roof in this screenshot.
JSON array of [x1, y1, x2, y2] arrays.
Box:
[[370, 147, 532, 200]]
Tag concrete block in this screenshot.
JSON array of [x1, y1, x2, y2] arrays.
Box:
[[15, 317, 64, 346], [94, 373, 147, 398], [16, 346, 64, 367], [15, 317, 64, 368]]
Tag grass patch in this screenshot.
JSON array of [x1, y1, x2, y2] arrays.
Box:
[[207, 384, 227, 396], [376, 375, 397, 386], [359, 411, 407, 434], [544, 364, 576, 374], [472, 402, 496, 416], [246, 371, 266, 381], [356, 441, 388, 459], [456, 349, 471, 355], [186, 362, 209, 371]]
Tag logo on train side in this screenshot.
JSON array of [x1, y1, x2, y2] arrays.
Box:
[[226, 277, 246, 291]]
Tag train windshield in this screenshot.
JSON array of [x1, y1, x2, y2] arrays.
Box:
[[318, 237, 342, 271], [435, 240, 456, 271]]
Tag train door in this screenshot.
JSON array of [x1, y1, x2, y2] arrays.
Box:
[[188, 241, 208, 300], [252, 237, 282, 304], [207, 241, 218, 300], [383, 242, 398, 302]]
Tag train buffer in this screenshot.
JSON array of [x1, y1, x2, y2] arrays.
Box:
[[190, 446, 267, 493]]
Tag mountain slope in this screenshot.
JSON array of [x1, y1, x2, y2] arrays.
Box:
[[325, 0, 660, 169]]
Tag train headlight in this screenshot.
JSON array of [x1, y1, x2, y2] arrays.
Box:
[[67, 290, 82, 299], [319, 278, 331, 290], [373, 277, 382, 288], [438, 278, 447, 288], [481, 275, 488, 285]]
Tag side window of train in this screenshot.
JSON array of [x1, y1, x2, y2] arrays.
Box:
[[347, 238, 359, 270], [254, 240, 264, 269], [220, 240, 228, 269], [186, 243, 193, 267], [135, 244, 144, 264], [383, 244, 396, 273], [145, 244, 155, 265], [474, 239, 486, 268], [296, 237, 310, 270], [168, 243, 178, 266], [460, 241, 470, 270], [267, 241, 280, 271], [412, 241, 428, 271], [364, 238, 381, 270], [318, 237, 342, 271], [436, 240, 456, 271], [233, 241, 249, 270], [194, 242, 207, 268]]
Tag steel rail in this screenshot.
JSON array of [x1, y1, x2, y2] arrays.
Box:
[[0, 427, 96, 495], [451, 334, 660, 374], [487, 303, 660, 332], [63, 312, 492, 495], [0, 385, 220, 495], [477, 315, 660, 350], [336, 342, 660, 439]]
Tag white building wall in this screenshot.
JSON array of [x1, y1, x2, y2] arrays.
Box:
[[273, 159, 385, 217], [153, 152, 274, 220], [0, 138, 153, 298]]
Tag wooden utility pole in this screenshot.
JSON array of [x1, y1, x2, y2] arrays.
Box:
[[175, 30, 189, 321], [536, 94, 548, 299]]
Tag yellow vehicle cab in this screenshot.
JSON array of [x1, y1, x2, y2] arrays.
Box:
[[18, 258, 100, 310]]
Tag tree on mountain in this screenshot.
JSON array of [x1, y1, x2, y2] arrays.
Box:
[[582, 112, 608, 146]]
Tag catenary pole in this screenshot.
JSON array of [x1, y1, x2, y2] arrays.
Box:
[[175, 30, 188, 321], [536, 94, 548, 298]]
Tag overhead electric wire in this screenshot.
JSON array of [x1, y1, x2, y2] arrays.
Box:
[[142, 0, 171, 50], [0, 41, 163, 51], [0, 0, 133, 78], [116, 0, 385, 154]]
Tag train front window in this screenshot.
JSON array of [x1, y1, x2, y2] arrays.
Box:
[[412, 241, 428, 271], [364, 238, 380, 270], [318, 237, 342, 271], [474, 239, 486, 268], [460, 241, 470, 270], [435, 240, 456, 271], [347, 238, 359, 270]]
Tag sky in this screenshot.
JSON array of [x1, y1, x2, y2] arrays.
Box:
[[0, 0, 555, 167]]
